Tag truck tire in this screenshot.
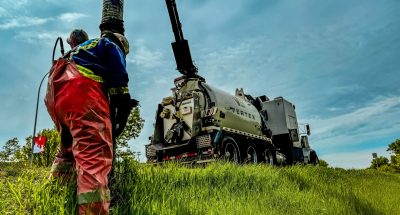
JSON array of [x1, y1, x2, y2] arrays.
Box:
[[243, 144, 258, 164], [310, 152, 319, 165], [263, 148, 275, 166], [156, 151, 164, 163], [221, 136, 241, 163]]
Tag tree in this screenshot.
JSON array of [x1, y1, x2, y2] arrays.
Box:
[[386, 139, 400, 173], [12, 128, 60, 167], [115, 107, 145, 161], [387, 139, 400, 155], [390, 155, 399, 166], [18, 136, 33, 162], [33, 128, 60, 167], [1, 107, 144, 166], [370, 156, 389, 169], [31, 108, 144, 166], [0, 138, 20, 162], [368, 138, 400, 173], [108, 107, 144, 187], [318, 159, 329, 167]]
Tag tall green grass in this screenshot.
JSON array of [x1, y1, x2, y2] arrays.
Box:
[[0, 162, 76, 214], [1, 161, 399, 214]]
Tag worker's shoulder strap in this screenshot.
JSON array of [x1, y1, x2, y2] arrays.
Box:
[[69, 39, 101, 57], [62, 50, 73, 60], [61, 39, 102, 61]]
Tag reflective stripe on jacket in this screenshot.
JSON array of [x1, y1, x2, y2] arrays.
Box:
[[70, 37, 129, 95]]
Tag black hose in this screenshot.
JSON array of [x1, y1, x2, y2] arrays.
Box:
[[52, 37, 65, 63]]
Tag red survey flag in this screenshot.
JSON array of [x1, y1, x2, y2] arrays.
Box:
[[33, 136, 46, 153]]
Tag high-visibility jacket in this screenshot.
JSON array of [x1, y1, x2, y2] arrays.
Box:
[[69, 37, 130, 96]]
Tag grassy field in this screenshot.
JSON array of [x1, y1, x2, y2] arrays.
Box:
[[0, 161, 399, 215]]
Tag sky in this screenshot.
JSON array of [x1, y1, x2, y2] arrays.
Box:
[[0, 0, 399, 168]]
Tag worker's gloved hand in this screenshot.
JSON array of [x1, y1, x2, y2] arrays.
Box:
[[110, 93, 133, 137], [130, 98, 139, 109]]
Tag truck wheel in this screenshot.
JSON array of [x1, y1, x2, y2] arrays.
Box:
[[156, 151, 164, 163], [310, 152, 319, 165], [222, 137, 240, 163], [263, 149, 275, 166], [244, 144, 258, 164]]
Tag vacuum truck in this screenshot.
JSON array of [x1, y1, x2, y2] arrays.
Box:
[[145, 0, 319, 165]]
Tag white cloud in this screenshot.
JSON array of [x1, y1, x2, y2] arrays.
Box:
[[1, 0, 28, 9], [58, 13, 88, 23], [310, 96, 400, 135], [0, 7, 6, 17], [0, 17, 49, 29], [199, 38, 256, 90], [307, 96, 400, 152], [128, 46, 164, 69], [0, 12, 88, 30], [14, 31, 68, 46]]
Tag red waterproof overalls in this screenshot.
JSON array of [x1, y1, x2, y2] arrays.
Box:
[[45, 58, 112, 215]]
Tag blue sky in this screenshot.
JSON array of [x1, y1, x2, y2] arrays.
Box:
[[0, 0, 399, 168]]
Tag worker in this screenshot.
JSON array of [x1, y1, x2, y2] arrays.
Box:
[[45, 28, 132, 215], [66, 29, 89, 48]]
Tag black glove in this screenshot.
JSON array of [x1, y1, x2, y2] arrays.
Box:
[[110, 93, 133, 137], [130, 98, 139, 109]]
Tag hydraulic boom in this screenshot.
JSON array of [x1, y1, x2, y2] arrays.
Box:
[[165, 0, 198, 78]]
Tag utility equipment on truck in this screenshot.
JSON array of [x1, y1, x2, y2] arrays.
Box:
[[145, 0, 318, 165]]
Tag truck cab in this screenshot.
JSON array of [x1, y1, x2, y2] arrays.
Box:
[[257, 97, 318, 165]]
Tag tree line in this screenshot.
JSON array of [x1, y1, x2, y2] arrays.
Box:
[[1, 109, 398, 173], [370, 139, 400, 173], [0, 108, 144, 167]]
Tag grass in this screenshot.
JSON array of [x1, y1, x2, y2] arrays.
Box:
[[1, 161, 399, 214], [0, 162, 76, 214]]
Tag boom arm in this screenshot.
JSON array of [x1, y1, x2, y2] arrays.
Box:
[[165, 0, 198, 78]]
